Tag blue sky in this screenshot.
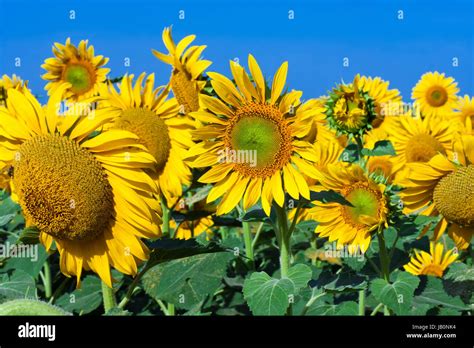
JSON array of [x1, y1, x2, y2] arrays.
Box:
[[0, 0, 473, 103]]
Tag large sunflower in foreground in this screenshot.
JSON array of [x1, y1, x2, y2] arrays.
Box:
[[42, 38, 110, 101], [309, 164, 388, 253], [400, 135, 474, 250], [99, 73, 194, 205], [404, 242, 457, 278], [383, 115, 455, 175], [359, 75, 402, 128], [0, 85, 160, 287], [152, 27, 212, 114], [412, 72, 458, 119], [186, 55, 321, 216], [0, 74, 29, 106]]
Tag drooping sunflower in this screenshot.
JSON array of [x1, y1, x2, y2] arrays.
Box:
[[359, 75, 402, 128], [42, 38, 110, 101], [404, 242, 457, 278], [0, 74, 29, 106], [325, 75, 376, 135], [99, 73, 194, 205], [412, 72, 458, 119], [364, 128, 398, 182], [401, 135, 474, 250], [309, 164, 389, 253], [452, 95, 474, 134], [0, 84, 161, 287], [152, 27, 212, 114], [383, 115, 455, 175], [186, 55, 321, 216]]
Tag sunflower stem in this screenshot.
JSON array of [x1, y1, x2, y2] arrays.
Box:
[[377, 228, 391, 282], [274, 203, 291, 278], [358, 289, 365, 316], [43, 260, 52, 299], [370, 302, 384, 316], [101, 281, 116, 313], [167, 303, 175, 316], [242, 220, 255, 270]]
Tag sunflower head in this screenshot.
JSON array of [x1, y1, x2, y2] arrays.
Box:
[[452, 95, 474, 134], [310, 164, 388, 253], [412, 72, 458, 119], [42, 38, 110, 101], [325, 75, 376, 135], [188, 55, 322, 215], [404, 242, 457, 277], [152, 27, 212, 114], [0, 85, 161, 287]]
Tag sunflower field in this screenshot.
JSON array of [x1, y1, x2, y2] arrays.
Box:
[[0, 27, 472, 318]]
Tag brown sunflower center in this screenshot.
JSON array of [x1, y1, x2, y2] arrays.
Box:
[[114, 108, 171, 171], [340, 182, 384, 229], [12, 134, 113, 241], [170, 69, 199, 114], [433, 165, 474, 227], [62, 61, 96, 95], [420, 264, 444, 277], [224, 103, 292, 178], [426, 86, 448, 107], [405, 134, 446, 163]]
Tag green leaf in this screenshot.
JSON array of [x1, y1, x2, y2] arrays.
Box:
[[0, 269, 37, 302], [445, 263, 474, 282], [340, 143, 359, 163], [287, 264, 312, 292], [0, 213, 15, 226], [315, 270, 367, 292], [361, 140, 395, 157], [243, 272, 294, 315], [310, 190, 353, 206], [103, 307, 132, 316], [142, 251, 234, 310], [145, 237, 226, 269], [240, 206, 267, 222], [3, 245, 48, 279], [0, 299, 71, 315], [412, 277, 469, 311], [55, 276, 102, 314], [370, 271, 420, 315]]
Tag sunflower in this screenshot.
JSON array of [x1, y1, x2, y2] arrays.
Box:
[[404, 242, 457, 277], [0, 74, 29, 106], [401, 135, 474, 250], [412, 72, 458, 119], [0, 84, 161, 287], [309, 164, 388, 253], [42, 38, 110, 101], [452, 95, 474, 134], [364, 128, 397, 182], [152, 27, 212, 114], [325, 75, 376, 135], [359, 75, 402, 128], [171, 216, 214, 240], [99, 73, 193, 205], [186, 55, 321, 216], [383, 115, 455, 175]]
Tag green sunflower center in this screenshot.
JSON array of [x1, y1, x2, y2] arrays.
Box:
[[13, 134, 113, 241], [341, 183, 383, 228], [63, 63, 94, 94], [405, 134, 445, 163], [426, 86, 448, 107], [433, 166, 474, 227], [225, 103, 292, 178], [231, 117, 281, 168], [115, 108, 171, 171]]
